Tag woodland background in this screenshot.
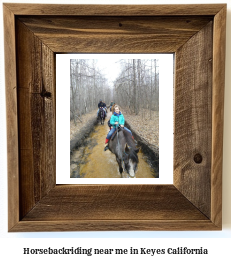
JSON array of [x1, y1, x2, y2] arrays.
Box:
[[70, 59, 160, 147], [70, 59, 159, 121]]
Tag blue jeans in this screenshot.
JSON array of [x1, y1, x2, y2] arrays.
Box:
[[106, 127, 132, 139], [124, 127, 132, 136]]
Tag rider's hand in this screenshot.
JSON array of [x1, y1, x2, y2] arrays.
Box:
[[120, 125, 124, 127], [115, 122, 118, 125]]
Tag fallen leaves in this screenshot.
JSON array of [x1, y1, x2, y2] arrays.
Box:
[[122, 108, 159, 148], [70, 110, 97, 140]]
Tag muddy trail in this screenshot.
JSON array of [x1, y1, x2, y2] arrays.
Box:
[[70, 112, 158, 178]]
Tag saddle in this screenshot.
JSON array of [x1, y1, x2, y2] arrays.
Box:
[[111, 126, 123, 141]]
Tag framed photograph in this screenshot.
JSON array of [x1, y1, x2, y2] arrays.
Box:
[[56, 53, 173, 184], [4, 3, 226, 231]]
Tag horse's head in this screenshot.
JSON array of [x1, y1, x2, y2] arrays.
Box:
[[122, 144, 139, 177]]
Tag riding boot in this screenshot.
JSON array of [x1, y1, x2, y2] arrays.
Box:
[[104, 138, 109, 151]]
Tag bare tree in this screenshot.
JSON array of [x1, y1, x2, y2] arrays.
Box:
[[70, 59, 112, 125], [70, 58, 159, 125], [113, 59, 159, 116]]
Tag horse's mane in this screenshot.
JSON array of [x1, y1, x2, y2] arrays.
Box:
[[122, 129, 134, 147]]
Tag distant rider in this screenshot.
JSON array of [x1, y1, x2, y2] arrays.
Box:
[[97, 99, 107, 117], [102, 101, 107, 115], [110, 101, 115, 111]]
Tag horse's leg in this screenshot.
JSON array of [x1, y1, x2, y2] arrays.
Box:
[[116, 157, 123, 177]]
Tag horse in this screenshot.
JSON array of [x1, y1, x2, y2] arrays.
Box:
[[98, 107, 106, 125], [108, 127, 139, 178], [110, 104, 115, 113]]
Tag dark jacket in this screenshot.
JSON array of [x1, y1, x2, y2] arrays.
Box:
[[98, 102, 104, 108]]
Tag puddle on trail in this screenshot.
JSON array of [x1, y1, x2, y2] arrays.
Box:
[[70, 113, 157, 178]]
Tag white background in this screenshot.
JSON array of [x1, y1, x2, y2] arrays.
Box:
[[0, 0, 231, 260], [56, 54, 173, 184]]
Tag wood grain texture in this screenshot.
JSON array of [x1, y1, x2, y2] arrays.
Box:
[[4, 3, 226, 231], [174, 22, 213, 218], [18, 16, 213, 53], [3, 4, 19, 231], [15, 185, 218, 231], [16, 19, 56, 219], [211, 5, 226, 228], [22, 185, 207, 221], [11, 220, 219, 232], [4, 3, 225, 16]]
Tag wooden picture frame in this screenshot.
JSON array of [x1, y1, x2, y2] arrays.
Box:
[[4, 3, 226, 231]]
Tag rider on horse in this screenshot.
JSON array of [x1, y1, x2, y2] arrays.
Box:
[[110, 101, 115, 111], [97, 99, 107, 118], [104, 105, 133, 151]]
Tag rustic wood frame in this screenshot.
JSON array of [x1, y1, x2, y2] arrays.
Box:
[[4, 4, 226, 232]]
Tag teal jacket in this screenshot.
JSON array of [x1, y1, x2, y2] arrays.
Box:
[[110, 112, 125, 128]]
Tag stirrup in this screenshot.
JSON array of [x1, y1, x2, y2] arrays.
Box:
[[104, 145, 109, 151]]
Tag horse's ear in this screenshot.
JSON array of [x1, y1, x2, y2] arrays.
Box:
[[124, 143, 130, 152]]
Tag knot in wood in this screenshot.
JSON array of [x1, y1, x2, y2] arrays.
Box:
[[194, 153, 203, 164], [40, 90, 52, 99]]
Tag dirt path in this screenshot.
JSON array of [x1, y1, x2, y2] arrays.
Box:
[[70, 112, 157, 178]]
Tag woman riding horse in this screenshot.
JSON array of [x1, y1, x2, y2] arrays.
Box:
[[104, 105, 133, 150], [104, 105, 139, 177]]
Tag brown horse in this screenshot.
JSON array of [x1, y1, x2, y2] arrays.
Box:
[[111, 104, 116, 113]]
